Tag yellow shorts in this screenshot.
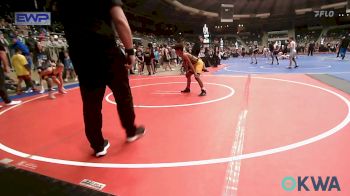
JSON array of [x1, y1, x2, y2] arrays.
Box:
[[194, 59, 204, 74]]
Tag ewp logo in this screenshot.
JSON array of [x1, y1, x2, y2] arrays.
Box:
[[15, 12, 51, 26], [282, 176, 341, 192]]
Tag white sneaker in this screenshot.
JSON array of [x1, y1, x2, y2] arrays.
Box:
[[6, 100, 22, 106], [24, 89, 33, 93], [39, 88, 45, 94], [64, 78, 68, 82], [95, 140, 110, 157], [127, 126, 146, 143]]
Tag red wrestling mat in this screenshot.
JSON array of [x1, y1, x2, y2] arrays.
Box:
[[0, 75, 349, 195]]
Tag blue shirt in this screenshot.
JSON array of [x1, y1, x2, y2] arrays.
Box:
[[12, 40, 30, 56]]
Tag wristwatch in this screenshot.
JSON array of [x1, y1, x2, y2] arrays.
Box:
[[125, 48, 135, 55]]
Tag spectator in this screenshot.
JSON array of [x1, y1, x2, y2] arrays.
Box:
[[0, 43, 22, 108], [11, 48, 37, 94]]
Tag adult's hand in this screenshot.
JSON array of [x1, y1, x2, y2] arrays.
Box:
[[125, 55, 135, 69]]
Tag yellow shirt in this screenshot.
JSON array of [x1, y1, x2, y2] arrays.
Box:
[[12, 54, 29, 76]]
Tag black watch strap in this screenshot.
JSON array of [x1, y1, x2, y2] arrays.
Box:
[[125, 48, 135, 55]]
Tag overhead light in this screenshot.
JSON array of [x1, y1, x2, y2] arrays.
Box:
[[233, 14, 251, 18], [295, 8, 313, 15], [221, 19, 233, 22], [321, 2, 347, 9], [256, 13, 270, 18]]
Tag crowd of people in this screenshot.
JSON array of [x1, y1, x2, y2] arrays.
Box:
[[0, 28, 73, 98]]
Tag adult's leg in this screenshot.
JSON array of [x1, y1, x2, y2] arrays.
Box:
[[146, 64, 151, 75], [337, 48, 340, 57], [80, 84, 106, 151], [289, 55, 293, 68], [107, 59, 137, 137], [292, 55, 298, 67], [154, 60, 158, 73], [271, 53, 274, 64], [340, 48, 346, 59], [293, 58, 297, 65], [254, 54, 257, 63], [151, 60, 155, 74]]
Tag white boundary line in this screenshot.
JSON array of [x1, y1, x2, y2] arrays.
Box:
[[259, 65, 332, 70], [224, 110, 248, 195], [105, 82, 235, 108], [224, 66, 350, 75], [151, 92, 181, 95], [0, 76, 349, 168]]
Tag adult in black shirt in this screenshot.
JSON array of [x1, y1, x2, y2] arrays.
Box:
[[212, 39, 220, 67], [191, 36, 202, 57], [308, 41, 315, 56], [147, 42, 155, 74], [55, 0, 145, 157], [268, 43, 274, 64], [339, 35, 350, 60], [143, 47, 152, 75], [192, 36, 209, 71]]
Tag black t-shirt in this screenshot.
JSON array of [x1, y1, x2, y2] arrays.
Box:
[[144, 51, 152, 65], [55, 0, 124, 83], [56, 0, 123, 53], [340, 38, 350, 48], [191, 42, 201, 57], [136, 50, 144, 61], [268, 44, 274, 52], [309, 43, 315, 49]]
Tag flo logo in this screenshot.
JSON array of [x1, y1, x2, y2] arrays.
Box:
[[314, 10, 335, 17], [282, 176, 341, 192]]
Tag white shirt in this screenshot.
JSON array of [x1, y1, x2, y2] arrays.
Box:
[[290, 41, 297, 53]]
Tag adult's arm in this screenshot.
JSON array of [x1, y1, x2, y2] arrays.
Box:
[[110, 5, 134, 67]]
